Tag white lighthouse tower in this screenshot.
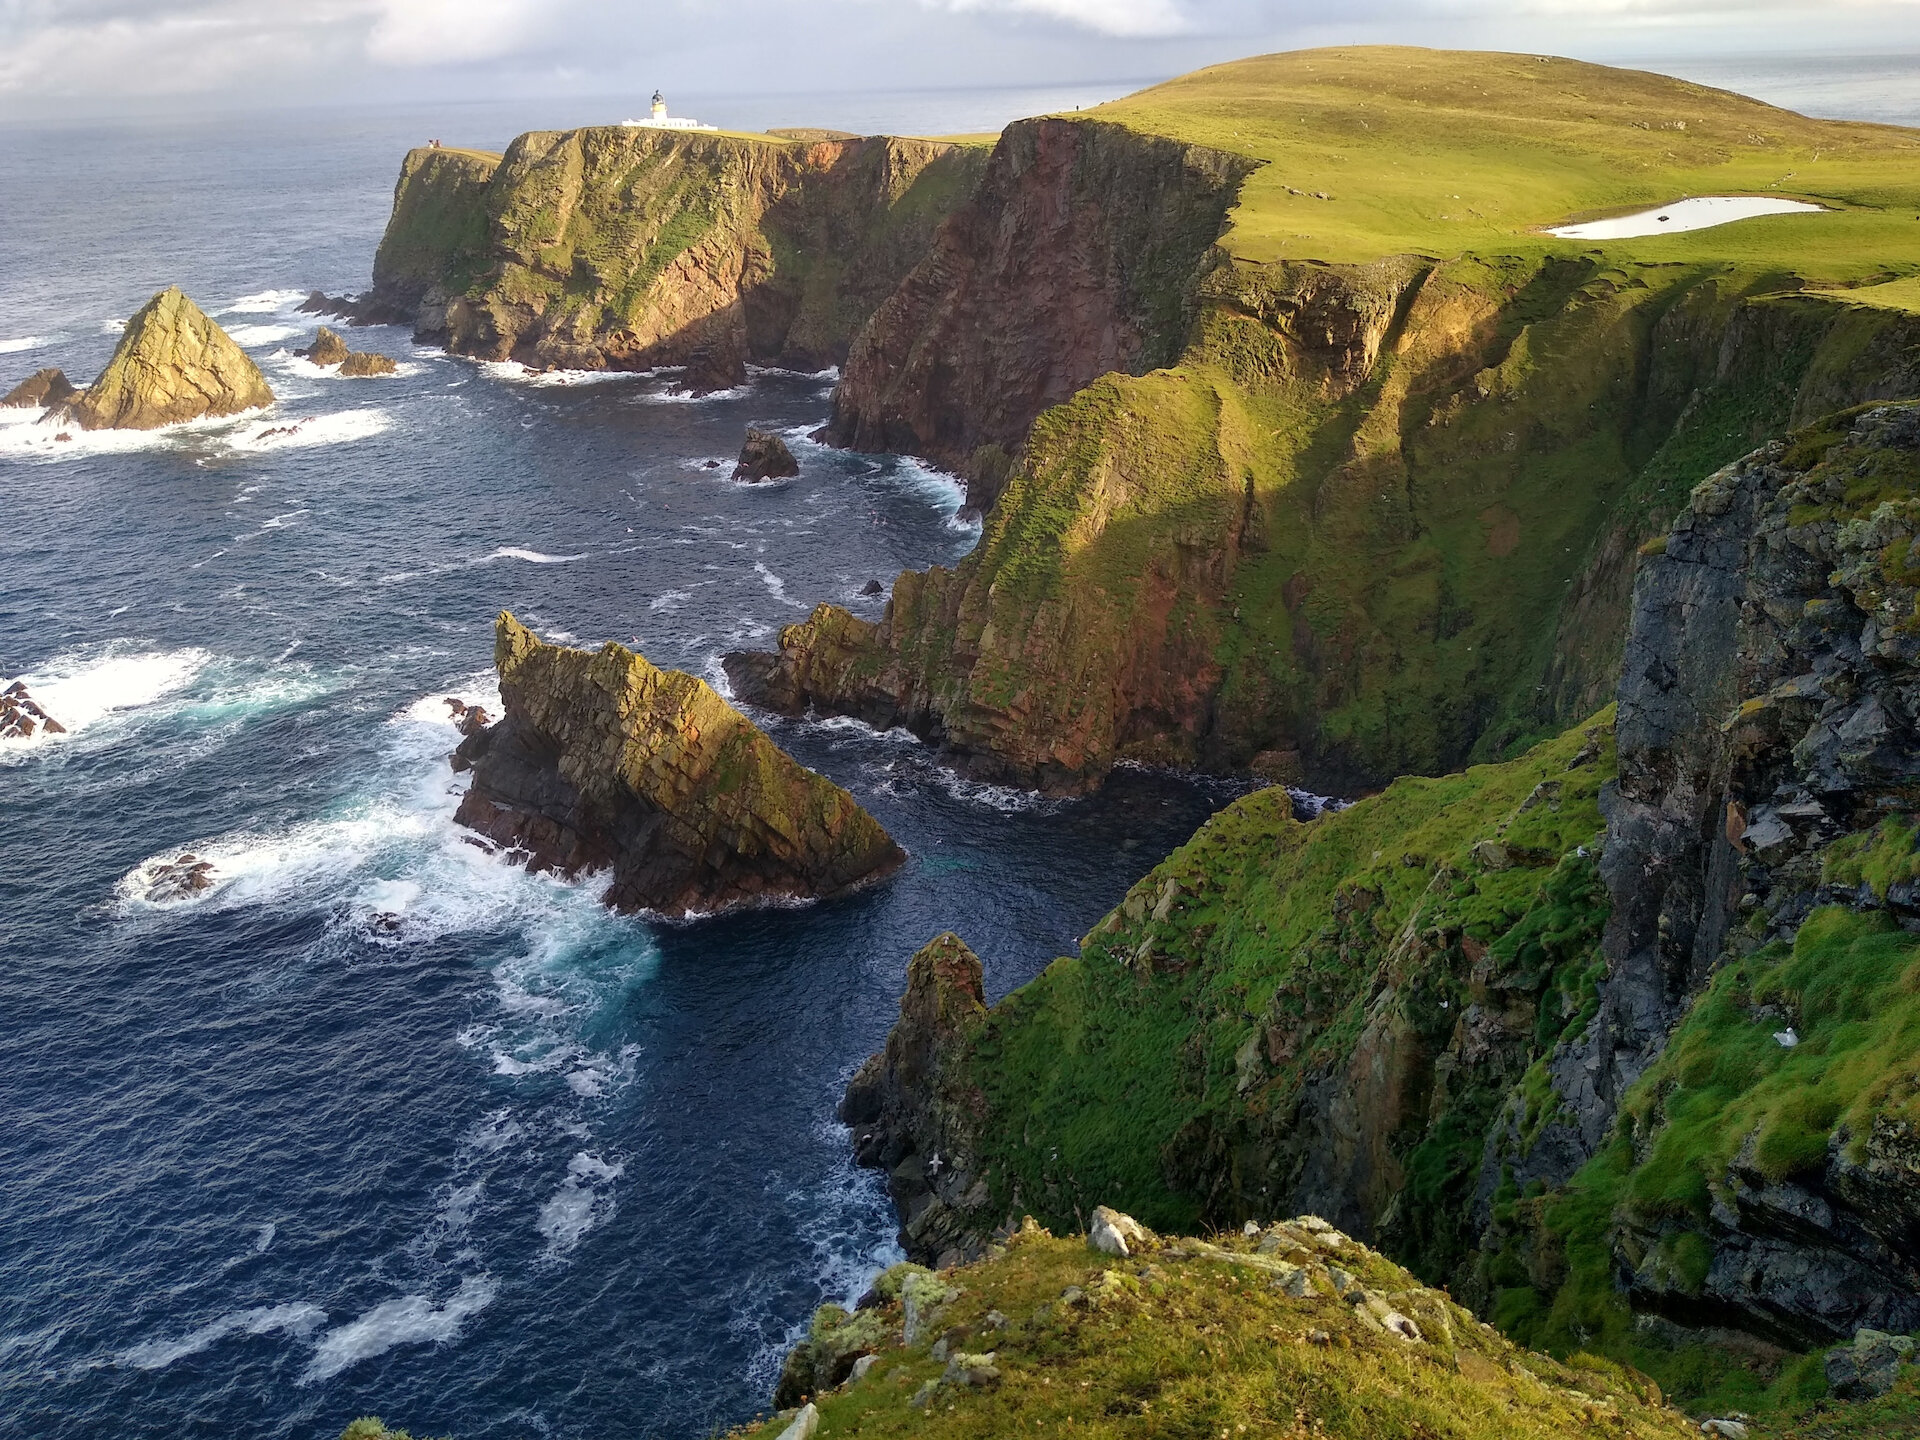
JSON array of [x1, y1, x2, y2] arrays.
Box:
[[623, 89, 716, 131]]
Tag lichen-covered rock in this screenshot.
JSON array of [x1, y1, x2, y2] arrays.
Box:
[[62, 287, 274, 430], [2, 367, 77, 409], [338, 350, 398, 377], [734, 427, 799, 482], [452, 612, 903, 916], [841, 932, 991, 1264], [1825, 1328, 1915, 1400], [300, 327, 350, 365]]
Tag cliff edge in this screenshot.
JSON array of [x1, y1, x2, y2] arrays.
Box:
[[453, 612, 904, 916]]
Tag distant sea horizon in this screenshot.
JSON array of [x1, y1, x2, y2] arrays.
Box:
[[1, 50, 1915, 148]]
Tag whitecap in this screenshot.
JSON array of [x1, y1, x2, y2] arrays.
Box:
[[219, 288, 309, 315], [486, 546, 586, 565], [754, 561, 807, 609], [636, 383, 752, 404], [477, 360, 651, 387], [536, 1150, 625, 1254], [119, 1302, 327, 1371], [224, 323, 301, 347], [100, 317, 126, 334], [2, 647, 209, 750], [649, 589, 692, 612], [225, 409, 391, 452], [0, 335, 48, 354], [299, 1276, 497, 1384], [1547, 195, 1825, 240]]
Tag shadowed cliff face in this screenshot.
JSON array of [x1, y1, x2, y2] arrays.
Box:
[[825, 118, 1257, 513], [453, 612, 904, 917], [369, 129, 987, 389]]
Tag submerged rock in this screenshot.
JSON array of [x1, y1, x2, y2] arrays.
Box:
[[2, 367, 78, 410], [300, 327, 350, 365], [733, 427, 799, 482], [338, 350, 398, 377], [452, 612, 904, 916], [61, 286, 274, 430], [0, 681, 66, 739]]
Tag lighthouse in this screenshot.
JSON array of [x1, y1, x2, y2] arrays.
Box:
[[651, 90, 667, 122], [622, 89, 717, 131]]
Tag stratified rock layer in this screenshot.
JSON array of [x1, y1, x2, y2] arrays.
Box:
[[63, 287, 274, 430], [453, 612, 904, 916]]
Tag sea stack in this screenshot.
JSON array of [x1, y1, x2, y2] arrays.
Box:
[[453, 612, 905, 917], [732, 427, 800, 482], [2, 368, 79, 410], [61, 286, 274, 430]]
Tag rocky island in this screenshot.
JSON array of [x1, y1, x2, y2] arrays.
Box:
[[54, 286, 274, 430], [452, 612, 903, 917]]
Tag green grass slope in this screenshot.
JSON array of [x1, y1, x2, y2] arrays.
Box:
[[1095, 47, 1920, 285]]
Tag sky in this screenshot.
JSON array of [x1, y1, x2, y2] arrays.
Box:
[[1, 0, 1918, 121]]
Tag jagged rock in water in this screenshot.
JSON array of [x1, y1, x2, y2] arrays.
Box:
[[860, 579, 884, 597], [338, 350, 397, 377], [61, 287, 274, 430], [145, 854, 217, 902], [733, 427, 799, 482], [2, 368, 78, 409], [452, 612, 903, 917], [841, 932, 991, 1265], [300, 327, 350, 365], [0, 681, 66, 739]]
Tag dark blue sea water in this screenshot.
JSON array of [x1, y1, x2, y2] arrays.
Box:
[[0, 101, 1239, 1440]]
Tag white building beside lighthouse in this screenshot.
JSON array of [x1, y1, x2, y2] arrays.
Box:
[[622, 91, 717, 131]]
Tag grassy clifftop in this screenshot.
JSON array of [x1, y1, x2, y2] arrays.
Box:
[[1095, 47, 1920, 281]]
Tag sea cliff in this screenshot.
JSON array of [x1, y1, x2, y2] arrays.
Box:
[[367, 128, 987, 387]]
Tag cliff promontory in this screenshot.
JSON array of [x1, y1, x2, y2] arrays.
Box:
[[61, 287, 274, 430], [453, 612, 903, 916], [733, 50, 1920, 795], [365, 129, 988, 388]]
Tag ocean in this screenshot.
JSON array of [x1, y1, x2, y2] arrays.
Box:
[[1, 59, 1914, 1440]]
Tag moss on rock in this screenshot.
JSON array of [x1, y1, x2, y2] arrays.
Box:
[[63, 287, 274, 430]]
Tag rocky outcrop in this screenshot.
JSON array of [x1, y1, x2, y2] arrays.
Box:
[[337, 350, 397, 377], [365, 129, 987, 390], [2, 368, 77, 409], [300, 328, 350, 365], [60, 287, 274, 430], [824, 118, 1256, 511], [0, 681, 65, 739], [841, 933, 991, 1266], [1480, 402, 1920, 1344], [452, 612, 903, 917], [734, 427, 798, 482]]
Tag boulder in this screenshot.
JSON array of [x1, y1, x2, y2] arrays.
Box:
[[1825, 1327, 1915, 1399], [62, 287, 274, 430], [146, 854, 217, 903], [733, 427, 800, 482], [338, 350, 398, 377], [1088, 1205, 1156, 1258], [2, 367, 78, 409], [300, 327, 350, 365], [860, 579, 884, 596], [452, 612, 904, 916]]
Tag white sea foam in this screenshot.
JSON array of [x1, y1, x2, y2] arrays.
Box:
[[1, 647, 209, 750], [477, 360, 650, 387], [536, 1151, 625, 1254], [754, 562, 807, 609], [119, 1302, 327, 1371], [300, 1276, 497, 1384], [220, 288, 309, 315], [225, 323, 301, 347], [0, 335, 47, 354], [486, 546, 586, 565], [226, 408, 391, 452], [1547, 195, 1825, 240], [634, 382, 752, 404], [100, 317, 126, 334], [649, 589, 692, 611]]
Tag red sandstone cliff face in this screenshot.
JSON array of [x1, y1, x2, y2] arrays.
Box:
[[824, 119, 1256, 511]]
